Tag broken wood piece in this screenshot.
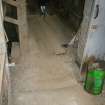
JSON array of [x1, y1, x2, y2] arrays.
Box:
[[55, 48, 67, 55]]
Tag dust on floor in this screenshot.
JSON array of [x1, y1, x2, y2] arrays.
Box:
[[10, 15, 101, 105]]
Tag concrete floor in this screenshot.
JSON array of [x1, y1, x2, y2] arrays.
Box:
[[10, 15, 101, 105]]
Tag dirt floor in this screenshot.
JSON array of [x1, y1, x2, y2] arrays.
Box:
[[10, 15, 104, 105]]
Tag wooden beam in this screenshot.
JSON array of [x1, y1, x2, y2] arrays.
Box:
[[4, 16, 18, 25], [3, 0, 17, 7]]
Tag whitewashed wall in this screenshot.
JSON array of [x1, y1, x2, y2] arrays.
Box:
[[84, 0, 105, 60]]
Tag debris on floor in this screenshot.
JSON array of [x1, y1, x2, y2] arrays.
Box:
[[10, 15, 104, 105], [55, 48, 67, 55]]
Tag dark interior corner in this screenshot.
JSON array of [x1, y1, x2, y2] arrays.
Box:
[[27, 0, 85, 30]]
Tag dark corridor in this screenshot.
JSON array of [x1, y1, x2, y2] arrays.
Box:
[[27, 0, 85, 30]]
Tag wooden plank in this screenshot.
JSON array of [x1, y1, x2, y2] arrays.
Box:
[[4, 16, 18, 25], [3, 0, 17, 7]]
